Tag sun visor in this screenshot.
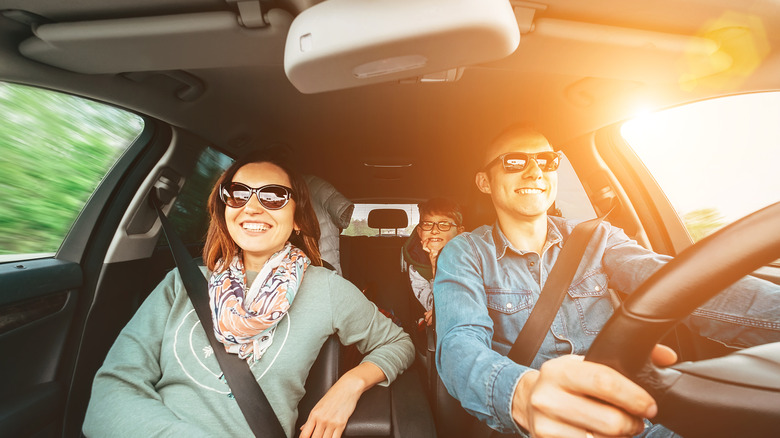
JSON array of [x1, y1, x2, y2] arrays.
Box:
[[19, 9, 293, 74], [284, 0, 521, 94]]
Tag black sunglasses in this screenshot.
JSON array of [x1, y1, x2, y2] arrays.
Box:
[[419, 221, 459, 232], [219, 182, 294, 209], [482, 151, 563, 173]]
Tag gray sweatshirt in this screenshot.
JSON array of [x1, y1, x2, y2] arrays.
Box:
[[83, 266, 413, 437]]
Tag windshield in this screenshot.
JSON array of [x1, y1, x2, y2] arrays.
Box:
[[621, 92, 780, 242]]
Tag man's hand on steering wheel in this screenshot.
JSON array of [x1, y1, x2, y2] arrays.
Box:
[[510, 345, 677, 438]]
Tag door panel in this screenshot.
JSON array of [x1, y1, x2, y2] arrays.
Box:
[[0, 259, 81, 438], [0, 89, 167, 436]]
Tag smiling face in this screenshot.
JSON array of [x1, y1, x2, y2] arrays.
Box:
[[416, 213, 462, 254], [476, 127, 558, 223], [224, 162, 297, 271]]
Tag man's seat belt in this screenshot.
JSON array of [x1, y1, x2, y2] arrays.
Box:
[[508, 209, 612, 366], [482, 211, 613, 438], [151, 192, 286, 438]]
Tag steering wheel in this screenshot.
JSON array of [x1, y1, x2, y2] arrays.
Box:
[[585, 201, 780, 438]]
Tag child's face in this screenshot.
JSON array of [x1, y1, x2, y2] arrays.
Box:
[[417, 213, 462, 255]]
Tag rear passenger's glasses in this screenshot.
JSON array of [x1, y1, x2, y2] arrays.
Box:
[[419, 221, 458, 232], [483, 151, 563, 173], [219, 182, 294, 209]]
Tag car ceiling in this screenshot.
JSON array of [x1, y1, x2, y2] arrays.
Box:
[[1, 0, 779, 201]]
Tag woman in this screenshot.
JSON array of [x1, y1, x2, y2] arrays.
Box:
[[83, 150, 414, 438]]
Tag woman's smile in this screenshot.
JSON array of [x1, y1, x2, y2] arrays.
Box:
[[241, 221, 271, 232]]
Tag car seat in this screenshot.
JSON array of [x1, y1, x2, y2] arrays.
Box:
[[296, 334, 437, 437]]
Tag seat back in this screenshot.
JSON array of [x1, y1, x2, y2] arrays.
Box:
[[295, 335, 437, 438], [296, 335, 340, 431], [430, 328, 500, 438], [340, 209, 415, 330]]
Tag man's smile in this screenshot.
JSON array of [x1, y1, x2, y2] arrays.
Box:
[[515, 188, 545, 195]]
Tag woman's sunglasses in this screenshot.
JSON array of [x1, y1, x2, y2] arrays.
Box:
[[482, 151, 563, 173], [219, 182, 294, 209]]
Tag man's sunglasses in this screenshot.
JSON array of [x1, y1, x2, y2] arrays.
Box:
[[482, 151, 563, 173], [419, 221, 459, 232], [219, 182, 294, 209]]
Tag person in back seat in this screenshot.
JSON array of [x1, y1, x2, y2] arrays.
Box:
[[402, 198, 465, 330], [303, 174, 354, 275]]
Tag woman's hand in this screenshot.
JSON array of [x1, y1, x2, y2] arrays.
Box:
[[299, 362, 387, 438], [511, 344, 677, 437], [299, 378, 359, 438]]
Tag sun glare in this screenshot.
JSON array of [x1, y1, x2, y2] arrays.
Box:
[[680, 11, 770, 93], [621, 92, 780, 238]]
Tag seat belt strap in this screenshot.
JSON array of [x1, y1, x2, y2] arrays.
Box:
[[507, 210, 611, 366], [151, 193, 286, 438]]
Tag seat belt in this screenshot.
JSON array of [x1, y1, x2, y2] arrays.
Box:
[[151, 192, 286, 438], [480, 211, 614, 438], [507, 209, 612, 366]]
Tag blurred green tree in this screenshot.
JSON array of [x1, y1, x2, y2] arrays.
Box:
[[682, 208, 725, 242], [343, 219, 373, 236], [0, 82, 143, 256]]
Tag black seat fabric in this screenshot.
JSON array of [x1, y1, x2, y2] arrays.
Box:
[[296, 335, 340, 433], [367, 209, 408, 230], [295, 336, 437, 438], [341, 235, 413, 328], [332, 209, 438, 437], [340, 208, 416, 333], [295, 335, 392, 437]]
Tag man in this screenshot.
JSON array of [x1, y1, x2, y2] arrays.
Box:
[[433, 125, 780, 437]]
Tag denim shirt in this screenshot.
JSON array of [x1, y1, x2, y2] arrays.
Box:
[[434, 216, 780, 434]]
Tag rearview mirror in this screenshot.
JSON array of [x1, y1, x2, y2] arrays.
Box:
[[284, 0, 520, 93]]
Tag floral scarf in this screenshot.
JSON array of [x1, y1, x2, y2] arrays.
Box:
[[208, 242, 309, 363]]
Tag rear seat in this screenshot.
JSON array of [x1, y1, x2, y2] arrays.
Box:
[[339, 209, 416, 333]]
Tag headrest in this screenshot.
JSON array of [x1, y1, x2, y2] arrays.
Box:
[[367, 209, 409, 229]]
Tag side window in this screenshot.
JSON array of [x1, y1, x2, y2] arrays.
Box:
[[0, 82, 144, 262], [167, 147, 233, 245], [556, 153, 597, 220], [621, 92, 780, 242]]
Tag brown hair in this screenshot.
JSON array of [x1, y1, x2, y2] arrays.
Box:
[[203, 149, 322, 272], [418, 198, 463, 226]]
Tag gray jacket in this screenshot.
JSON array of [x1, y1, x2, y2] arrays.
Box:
[[304, 174, 354, 274]]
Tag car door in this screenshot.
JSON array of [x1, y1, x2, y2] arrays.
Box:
[[0, 81, 169, 437]]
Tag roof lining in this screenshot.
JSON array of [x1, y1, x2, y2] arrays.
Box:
[[18, 8, 292, 74]]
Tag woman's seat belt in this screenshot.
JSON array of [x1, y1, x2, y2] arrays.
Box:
[[151, 193, 286, 438]]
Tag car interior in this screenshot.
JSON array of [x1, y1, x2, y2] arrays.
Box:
[[0, 0, 779, 437]]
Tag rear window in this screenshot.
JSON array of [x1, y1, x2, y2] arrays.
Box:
[[342, 204, 419, 237]]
